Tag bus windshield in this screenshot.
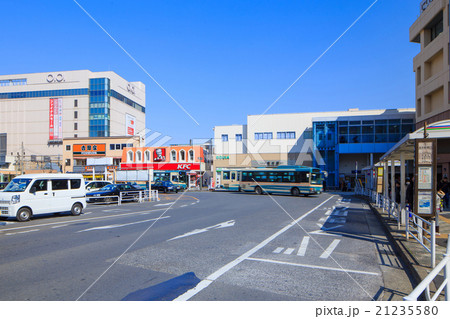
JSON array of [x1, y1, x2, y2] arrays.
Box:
[[3, 178, 32, 192], [310, 173, 322, 185]]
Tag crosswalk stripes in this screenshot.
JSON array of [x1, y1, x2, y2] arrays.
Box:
[[297, 236, 310, 256], [320, 239, 341, 259], [271, 237, 340, 259]]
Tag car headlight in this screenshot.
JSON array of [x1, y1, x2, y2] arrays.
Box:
[[11, 195, 20, 204]]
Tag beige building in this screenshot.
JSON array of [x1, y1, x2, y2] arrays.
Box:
[[410, 0, 449, 128], [0, 70, 146, 167], [62, 136, 141, 181]]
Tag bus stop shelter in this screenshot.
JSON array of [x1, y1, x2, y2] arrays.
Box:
[[378, 119, 450, 221]]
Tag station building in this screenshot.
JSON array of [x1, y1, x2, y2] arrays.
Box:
[[0, 70, 146, 172], [213, 108, 415, 189]]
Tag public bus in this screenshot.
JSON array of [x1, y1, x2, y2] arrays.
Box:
[[153, 171, 188, 190], [218, 166, 323, 196]]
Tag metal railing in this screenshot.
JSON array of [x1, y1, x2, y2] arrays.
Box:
[[88, 190, 159, 206], [404, 235, 450, 301], [356, 186, 436, 268]]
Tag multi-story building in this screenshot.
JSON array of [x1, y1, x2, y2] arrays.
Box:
[[0, 70, 146, 167], [410, 0, 449, 128], [213, 108, 415, 189]]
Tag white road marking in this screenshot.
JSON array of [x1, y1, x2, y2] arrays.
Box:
[[5, 229, 40, 236], [320, 239, 341, 259], [283, 248, 295, 255], [77, 216, 171, 232], [297, 236, 310, 256], [0, 208, 168, 233], [52, 224, 69, 229], [167, 220, 235, 241], [246, 257, 379, 276], [319, 217, 327, 222], [309, 229, 342, 237], [328, 217, 346, 224], [324, 209, 332, 216], [180, 205, 188, 208], [273, 247, 284, 254], [155, 202, 175, 206], [174, 195, 335, 301]]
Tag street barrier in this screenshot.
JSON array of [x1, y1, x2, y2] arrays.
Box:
[[87, 190, 159, 206], [404, 235, 450, 301]]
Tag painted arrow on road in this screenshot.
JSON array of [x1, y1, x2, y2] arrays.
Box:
[[167, 220, 235, 241]]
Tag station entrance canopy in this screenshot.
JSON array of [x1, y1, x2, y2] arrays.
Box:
[[380, 119, 450, 162]]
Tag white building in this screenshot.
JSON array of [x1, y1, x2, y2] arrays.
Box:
[[0, 70, 146, 163], [213, 108, 416, 189]]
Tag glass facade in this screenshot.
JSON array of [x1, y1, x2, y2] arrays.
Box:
[[313, 117, 415, 188], [89, 78, 110, 137], [0, 88, 88, 99]]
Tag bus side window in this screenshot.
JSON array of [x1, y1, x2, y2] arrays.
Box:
[[223, 171, 230, 180], [231, 172, 236, 180], [237, 172, 240, 181]]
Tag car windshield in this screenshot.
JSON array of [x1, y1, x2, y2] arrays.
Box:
[[3, 178, 32, 192], [100, 184, 116, 191]]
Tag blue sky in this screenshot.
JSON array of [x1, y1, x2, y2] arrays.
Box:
[[1, 0, 420, 144]]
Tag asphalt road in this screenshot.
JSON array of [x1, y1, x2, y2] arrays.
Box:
[[0, 191, 413, 301]]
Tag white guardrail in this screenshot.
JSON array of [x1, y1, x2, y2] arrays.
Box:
[[87, 190, 159, 205], [355, 187, 449, 301]]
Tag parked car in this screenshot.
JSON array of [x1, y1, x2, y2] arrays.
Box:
[[151, 181, 179, 193], [85, 180, 112, 192], [0, 182, 8, 191], [0, 174, 86, 221], [86, 183, 141, 203]]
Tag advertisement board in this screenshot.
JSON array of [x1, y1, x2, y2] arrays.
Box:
[[73, 144, 106, 157], [126, 114, 136, 136], [153, 148, 166, 162], [49, 98, 63, 140]]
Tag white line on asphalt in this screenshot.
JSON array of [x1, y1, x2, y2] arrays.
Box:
[[77, 216, 171, 232], [273, 247, 284, 254], [51, 225, 69, 229], [180, 205, 188, 207], [283, 248, 295, 255], [155, 202, 175, 206], [319, 217, 327, 222], [0, 208, 168, 233], [174, 195, 336, 301], [320, 239, 341, 259], [297, 236, 310, 256], [309, 230, 342, 237], [246, 257, 379, 276], [5, 229, 40, 236]]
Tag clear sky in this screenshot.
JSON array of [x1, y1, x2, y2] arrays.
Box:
[[1, 0, 421, 145]]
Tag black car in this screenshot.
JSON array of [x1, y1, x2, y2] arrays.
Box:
[[151, 181, 179, 193], [86, 183, 141, 203], [0, 182, 8, 190]]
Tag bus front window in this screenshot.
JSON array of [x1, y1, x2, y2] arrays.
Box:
[[310, 173, 321, 185]]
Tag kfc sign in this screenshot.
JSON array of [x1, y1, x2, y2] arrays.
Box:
[[153, 148, 166, 162], [177, 164, 191, 170]]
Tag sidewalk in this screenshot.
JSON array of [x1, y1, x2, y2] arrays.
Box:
[[358, 194, 449, 301]]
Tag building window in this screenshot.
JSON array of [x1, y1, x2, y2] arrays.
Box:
[[171, 150, 177, 162], [189, 149, 194, 161], [127, 151, 134, 162], [277, 131, 296, 139], [74, 111, 78, 119], [74, 123, 78, 131], [74, 134, 78, 138], [430, 13, 444, 42], [180, 150, 186, 162], [236, 134, 243, 141], [222, 134, 228, 142], [66, 145, 71, 151], [144, 150, 150, 162], [65, 159, 71, 166], [136, 150, 142, 162], [255, 132, 273, 140], [74, 99, 78, 107], [110, 144, 115, 150]]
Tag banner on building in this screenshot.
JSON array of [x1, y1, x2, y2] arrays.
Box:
[[126, 114, 136, 136], [49, 98, 63, 140]]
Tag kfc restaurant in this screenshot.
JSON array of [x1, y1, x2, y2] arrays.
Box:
[[120, 145, 206, 188]]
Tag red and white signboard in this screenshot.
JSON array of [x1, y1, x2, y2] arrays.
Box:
[[49, 99, 54, 140], [126, 114, 136, 136], [49, 98, 63, 140], [153, 148, 166, 162], [120, 163, 200, 171]]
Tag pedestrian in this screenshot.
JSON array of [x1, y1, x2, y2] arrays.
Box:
[[406, 176, 415, 211], [438, 177, 449, 209], [395, 181, 401, 204]]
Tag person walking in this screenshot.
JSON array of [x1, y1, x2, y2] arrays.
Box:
[[406, 176, 415, 212], [438, 177, 449, 209]]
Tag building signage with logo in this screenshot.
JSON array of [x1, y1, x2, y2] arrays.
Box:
[[49, 98, 63, 140], [420, 0, 434, 13], [73, 144, 106, 157], [153, 148, 166, 162], [216, 155, 230, 160], [126, 114, 136, 136]]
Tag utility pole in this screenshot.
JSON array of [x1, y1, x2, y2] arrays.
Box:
[[20, 142, 25, 174]]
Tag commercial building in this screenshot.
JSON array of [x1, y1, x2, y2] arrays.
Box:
[[0, 70, 146, 169], [213, 108, 415, 189], [120, 145, 208, 188], [62, 136, 142, 181], [410, 0, 449, 129]]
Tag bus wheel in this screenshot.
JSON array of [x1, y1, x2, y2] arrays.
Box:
[[16, 208, 31, 222], [71, 203, 83, 216], [291, 187, 300, 196], [255, 186, 263, 195]]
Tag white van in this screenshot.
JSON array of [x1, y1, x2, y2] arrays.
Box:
[[0, 174, 87, 222]]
